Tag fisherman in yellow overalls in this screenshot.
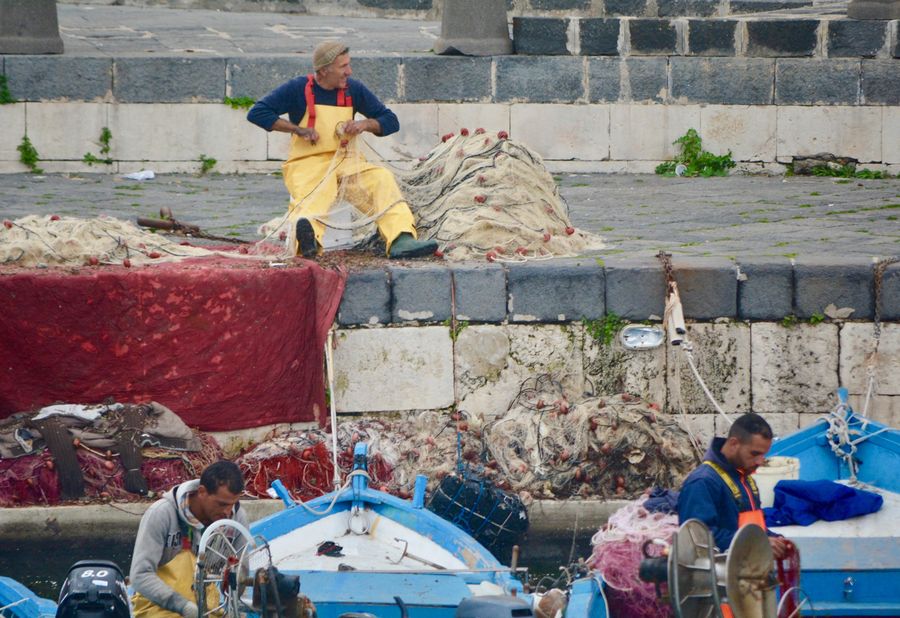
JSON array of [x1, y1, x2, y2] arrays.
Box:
[[130, 461, 248, 618], [247, 41, 437, 259]]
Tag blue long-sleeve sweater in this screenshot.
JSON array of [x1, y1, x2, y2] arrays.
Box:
[[246, 76, 399, 136], [677, 437, 762, 551]]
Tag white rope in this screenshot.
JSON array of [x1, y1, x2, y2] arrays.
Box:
[[325, 329, 340, 491], [679, 341, 735, 429], [822, 399, 895, 481], [776, 586, 814, 618], [291, 469, 372, 517], [0, 599, 28, 612]]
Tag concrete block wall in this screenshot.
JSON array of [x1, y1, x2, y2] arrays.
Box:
[[330, 258, 900, 433]]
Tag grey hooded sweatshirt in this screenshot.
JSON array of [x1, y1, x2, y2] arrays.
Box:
[[129, 479, 249, 616]]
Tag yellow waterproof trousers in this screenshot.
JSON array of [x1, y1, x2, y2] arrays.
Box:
[[282, 103, 415, 255], [131, 551, 219, 618]]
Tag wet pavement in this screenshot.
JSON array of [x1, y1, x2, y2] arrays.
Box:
[[1, 171, 898, 260]]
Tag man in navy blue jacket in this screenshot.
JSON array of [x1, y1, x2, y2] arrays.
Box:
[[677, 413, 789, 559]]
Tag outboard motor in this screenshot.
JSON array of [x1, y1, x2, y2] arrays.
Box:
[[56, 560, 130, 618], [455, 595, 534, 618]]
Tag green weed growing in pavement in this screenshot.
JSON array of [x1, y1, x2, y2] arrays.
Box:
[[655, 128, 736, 178], [583, 313, 627, 346], [442, 318, 469, 341], [781, 314, 799, 328], [223, 96, 256, 110], [18, 135, 43, 174], [809, 312, 825, 325], [198, 154, 217, 175], [0, 75, 14, 105], [810, 164, 891, 179], [83, 127, 113, 166]]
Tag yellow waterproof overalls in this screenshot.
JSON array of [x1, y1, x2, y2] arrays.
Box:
[[282, 76, 416, 255], [131, 530, 220, 618]]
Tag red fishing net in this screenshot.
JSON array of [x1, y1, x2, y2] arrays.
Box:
[[776, 541, 802, 617], [0, 433, 222, 507]]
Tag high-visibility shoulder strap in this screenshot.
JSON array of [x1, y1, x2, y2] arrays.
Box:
[[305, 75, 316, 129], [703, 460, 741, 502]]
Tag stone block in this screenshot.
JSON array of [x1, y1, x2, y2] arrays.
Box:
[[610, 103, 702, 161], [583, 326, 667, 403], [846, 393, 900, 427], [114, 58, 226, 103], [776, 106, 882, 163], [580, 18, 622, 56], [657, 0, 718, 16], [671, 257, 738, 319], [687, 20, 737, 56], [24, 102, 107, 161], [666, 323, 751, 415], [390, 265, 452, 323], [404, 57, 491, 102], [227, 57, 309, 100], [332, 326, 454, 412], [731, 0, 812, 11], [366, 103, 438, 162], [591, 57, 668, 102], [628, 19, 678, 55], [885, 107, 900, 165], [737, 258, 793, 320], [496, 56, 585, 103], [757, 412, 800, 439], [434, 0, 511, 56], [671, 58, 775, 105], [110, 103, 267, 163], [847, 0, 900, 19], [681, 414, 719, 444], [881, 262, 900, 320], [775, 59, 860, 105], [588, 57, 621, 102], [795, 258, 874, 320], [746, 20, 819, 57], [0, 103, 25, 164], [605, 0, 649, 16], [0, 0, 63, 54], [351, 56, 402, 102], [699, 105, 776, 162], [4, 56, 111, 102], [532, 0, 591, 7], [840, 323, 900, 395], [337, 268, 391, 326], [604, 257, 667, 320], [862, 60, 900, 105], [267, 131, 291, 162], [449, 263, 507, 322], [437, 104, 510, 136], [510, 104, 610, 160], [512, 17, 570, 55], [455, 324, 585, 418], [751, 323, 840, 415], [827, 20, 887, 58], [507, 258, 605, 322]]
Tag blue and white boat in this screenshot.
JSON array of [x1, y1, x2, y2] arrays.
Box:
[[766, 388, 900, 617]]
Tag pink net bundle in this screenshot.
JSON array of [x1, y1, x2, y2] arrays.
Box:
[[0, 433, 222, 507], [587, 500, 678, 618]]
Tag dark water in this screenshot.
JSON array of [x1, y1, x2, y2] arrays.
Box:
[[2, 532, 594, 601]]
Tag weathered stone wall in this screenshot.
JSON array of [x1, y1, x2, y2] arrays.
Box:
[[326, 257, 900, 436]]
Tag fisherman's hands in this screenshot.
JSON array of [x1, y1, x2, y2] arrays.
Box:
[[182, 602, 199, 618], [294, 126, 319, 145], [769, 537, 790, 561], [341, 119, 379, 136]]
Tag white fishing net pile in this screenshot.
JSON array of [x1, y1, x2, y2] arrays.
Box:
[[257, 130, 605, 261], [241, 374, 698, 503], [0, 215, 217, 268]]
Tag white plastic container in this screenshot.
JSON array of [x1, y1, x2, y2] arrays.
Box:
[[754, 456, 801, 508]]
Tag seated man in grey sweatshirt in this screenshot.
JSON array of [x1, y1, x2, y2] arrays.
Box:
[[130, 460, 249, 618]]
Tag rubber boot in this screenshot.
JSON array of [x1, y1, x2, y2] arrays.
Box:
[[388, 232, 438, 259], [295, 218, 318, 258]]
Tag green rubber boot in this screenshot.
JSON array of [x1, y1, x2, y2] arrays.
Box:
[[388, 232, 438, 259]]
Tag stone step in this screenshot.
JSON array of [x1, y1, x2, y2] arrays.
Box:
[[513, 15, 900, 59]]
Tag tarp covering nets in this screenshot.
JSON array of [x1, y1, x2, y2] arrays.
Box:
[[0, 401, 222, 507], [257, 131, 604, 261], [237, 374, 699, 503], [0, 225, 347, 430]]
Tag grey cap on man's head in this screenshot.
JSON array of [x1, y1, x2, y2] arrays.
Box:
[[313, 41, 349, 71]]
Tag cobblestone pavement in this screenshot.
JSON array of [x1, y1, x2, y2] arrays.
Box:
[[1, 171, 897, 261]]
